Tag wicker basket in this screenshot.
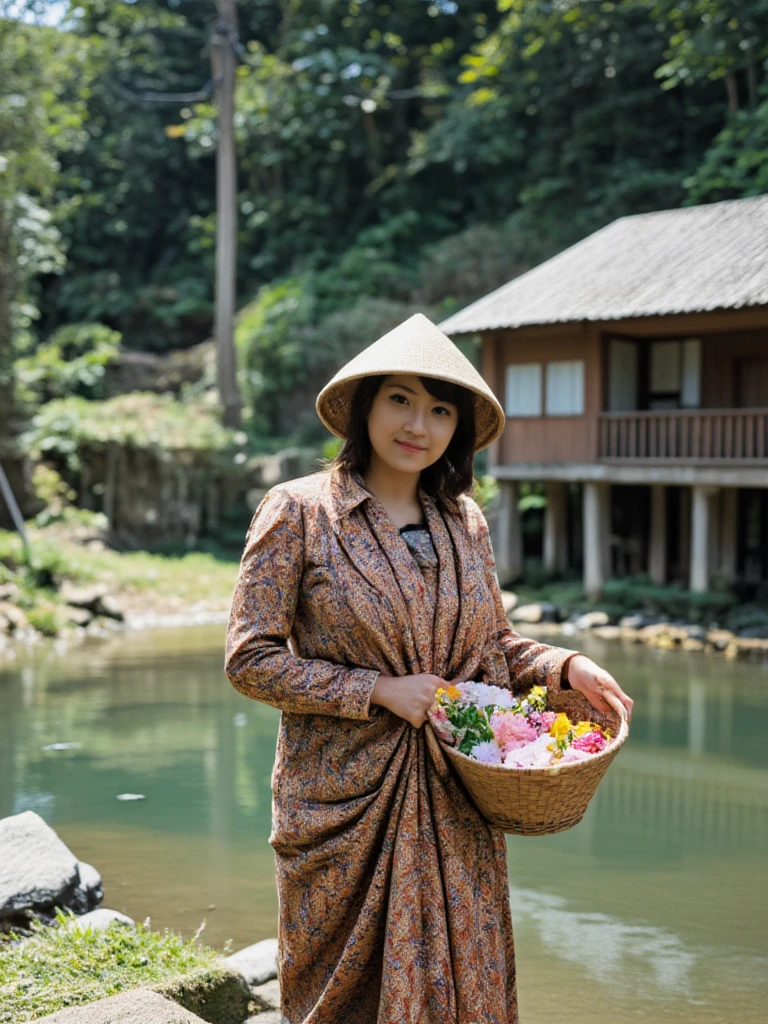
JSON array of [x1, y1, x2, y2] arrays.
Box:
[[428, 689, 629, 836]]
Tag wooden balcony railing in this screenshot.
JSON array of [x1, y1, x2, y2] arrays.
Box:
[[597, 408, 768, 462]]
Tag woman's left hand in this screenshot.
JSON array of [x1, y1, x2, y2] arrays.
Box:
[[564, 654, 633, 723]]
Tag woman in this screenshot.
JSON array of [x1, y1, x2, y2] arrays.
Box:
[[225, 312, 633, 1024]]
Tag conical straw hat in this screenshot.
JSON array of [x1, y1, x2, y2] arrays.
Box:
[[316, 313, 505, 451]]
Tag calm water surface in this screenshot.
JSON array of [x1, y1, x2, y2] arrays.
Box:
[[1, 627, 766, 1024]]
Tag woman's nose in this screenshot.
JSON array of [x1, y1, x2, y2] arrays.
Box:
[[406, 409, 427, 432]]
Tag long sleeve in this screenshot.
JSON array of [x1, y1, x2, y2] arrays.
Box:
[[474, 500, 580, 695], [224, 487, 381, 719]]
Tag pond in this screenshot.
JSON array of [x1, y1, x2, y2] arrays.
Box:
[[1, 626, 766, 1024]]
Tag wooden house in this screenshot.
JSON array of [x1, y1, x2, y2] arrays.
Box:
[[439, 195, 768, 596]]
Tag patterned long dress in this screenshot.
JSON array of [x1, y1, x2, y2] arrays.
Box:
[[225, 466, 578, 1024]]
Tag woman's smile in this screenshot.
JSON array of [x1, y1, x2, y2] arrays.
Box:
[[395, 440, 427, 453]]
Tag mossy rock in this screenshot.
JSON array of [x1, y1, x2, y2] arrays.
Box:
[[152, 963, 252, 1024]]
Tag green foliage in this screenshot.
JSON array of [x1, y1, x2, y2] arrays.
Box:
[[650, 0, 768, 90], [685, 92, 768, 201], [513, 575, 743, 626], [22, 394, 241, 474], [0, 526, 93, 590], [598, 578, 738, 622], [0, 13, 92, 421], [322, 437, 343, 461], [236, 268, 419, 439], [0, 519, 240, 637], [4, 0, 767, 446], [25, 606, 63, 637], [30, 463, 77, 525], [448, 702, 495, 755], [725, 602, 768, 634], [0, 907, 227, 1021], [15, 322, 121, 405], [472, 474, 499, 513], [415, 213, 559, 311]]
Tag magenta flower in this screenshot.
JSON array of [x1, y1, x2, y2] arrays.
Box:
[[572, 731, 607, 754]]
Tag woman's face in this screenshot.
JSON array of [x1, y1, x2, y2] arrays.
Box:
[[366, 374, 459, 474]]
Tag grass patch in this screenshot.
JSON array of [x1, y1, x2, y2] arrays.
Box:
[[0, 909, 232, 1022], [0, 521, 240, 631]]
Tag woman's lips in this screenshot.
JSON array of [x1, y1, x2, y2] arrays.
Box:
[[396, 440, 426, 453]]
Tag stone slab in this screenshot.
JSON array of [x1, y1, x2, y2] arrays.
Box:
[[35, 989, 209, 1023], [224, 937, 278, 986], [63, 908, 135, 932]]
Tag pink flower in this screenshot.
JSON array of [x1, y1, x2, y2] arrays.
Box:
[[572, 731, 607, 754], [526, 710, 557, 735], [471, 740, 504, 765], [560, 748, 591, 764], [429, 705, 454, 742], [490, 710, 537, 753]]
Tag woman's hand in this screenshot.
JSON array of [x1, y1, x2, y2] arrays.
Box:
[[564, 654, 633, 722], [371, 673, 463, 729]]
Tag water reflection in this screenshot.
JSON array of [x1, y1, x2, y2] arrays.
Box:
[[1, 629, 767, 1021], [512, 886, 701, 997]]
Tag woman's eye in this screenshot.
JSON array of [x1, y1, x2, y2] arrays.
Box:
[[390, 394, 408, 405], [433, 406, 452, 416]]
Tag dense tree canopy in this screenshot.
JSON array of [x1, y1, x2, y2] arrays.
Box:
[[1, 0, 766, 443]]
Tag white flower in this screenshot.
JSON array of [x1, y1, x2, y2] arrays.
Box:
[[470, 740, 504, 765], [457, 681, 516, 709]]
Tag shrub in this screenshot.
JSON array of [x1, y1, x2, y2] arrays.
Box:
[[26, 607, 62, 637], [15, 323, 121, 406]]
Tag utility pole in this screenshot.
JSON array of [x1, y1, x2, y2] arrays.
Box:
[[211, 0, 242, 428]]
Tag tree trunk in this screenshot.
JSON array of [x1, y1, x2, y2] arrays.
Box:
[[746, 60, 758, 109], [212, 0, 243, 429], [0, 207, 16, 445], [725, 71, 739, 113]]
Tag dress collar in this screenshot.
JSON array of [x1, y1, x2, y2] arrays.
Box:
[[328, 465, 371, 522], [328, 463, 437, 524]]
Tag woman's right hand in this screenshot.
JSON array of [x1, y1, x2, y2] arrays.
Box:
[[371, 673, 462, 729]]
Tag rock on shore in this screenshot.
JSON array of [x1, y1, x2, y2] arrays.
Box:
[[0, 810, 103, 932]]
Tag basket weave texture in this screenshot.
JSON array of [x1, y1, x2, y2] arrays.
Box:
[[430, 689, 629, 836]]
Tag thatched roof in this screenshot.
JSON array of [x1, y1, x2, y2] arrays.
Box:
[[439, 195, 768, 335]]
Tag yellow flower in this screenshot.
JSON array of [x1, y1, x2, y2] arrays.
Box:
[[435, 688, 446, 699], [574, 721, 593, 738], [444, 685, 461, 700], [549, 713, 573, 740], [531, 685, 546, 698]]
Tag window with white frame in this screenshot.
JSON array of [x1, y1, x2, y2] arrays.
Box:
[[545, 359, 585, 416], [649, 338, 701, 409], [505, 363, 542, 417]]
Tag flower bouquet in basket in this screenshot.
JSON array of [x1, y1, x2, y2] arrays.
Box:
[[427, 681, 629, 836]]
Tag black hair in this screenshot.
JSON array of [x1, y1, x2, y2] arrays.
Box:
[[328, 374, 476, 508]]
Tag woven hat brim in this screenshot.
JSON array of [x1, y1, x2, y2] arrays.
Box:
[[315, 313, 505, 452]]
